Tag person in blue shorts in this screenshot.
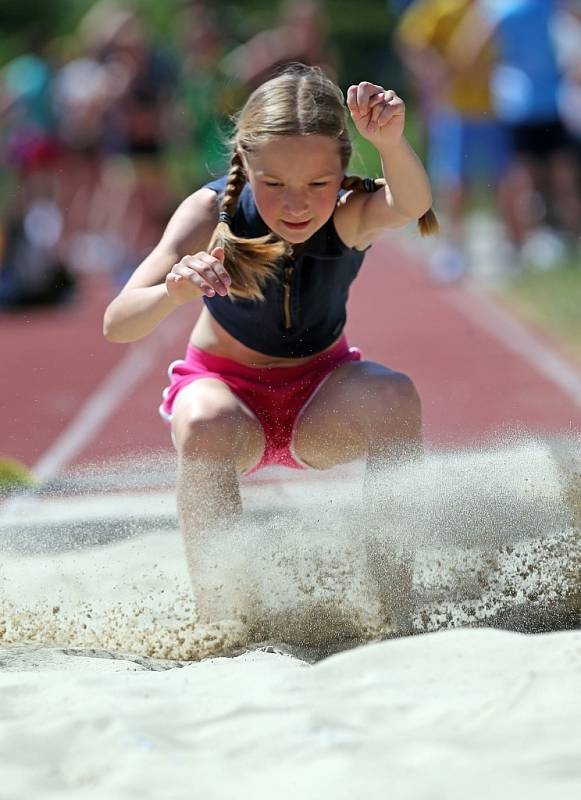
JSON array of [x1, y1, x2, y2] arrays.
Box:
[[455, 0, 581, 263], [396, 0, 510, 282]]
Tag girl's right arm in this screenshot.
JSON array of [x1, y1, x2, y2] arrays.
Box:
[[103, 189, 231, 343]]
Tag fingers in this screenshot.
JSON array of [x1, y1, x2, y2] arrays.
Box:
[[205, 248, 231, 292], [356, 81, 384, 113], [347, 83, 404, 131], [374, 93, 404, 127], [347, 81, 385, 119], [171, 251, 232, 297]]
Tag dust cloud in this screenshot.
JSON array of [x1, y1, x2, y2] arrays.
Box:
[[0, 437, 579, 663]]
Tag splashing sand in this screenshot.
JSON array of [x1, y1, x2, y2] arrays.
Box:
[[0, 437, 579, 662]]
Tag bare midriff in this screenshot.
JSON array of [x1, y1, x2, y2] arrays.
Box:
[[189, 306, 340, 367]]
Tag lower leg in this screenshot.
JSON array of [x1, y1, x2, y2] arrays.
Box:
[[497, 161, 540, 249], [176, 451, 242, 554], [170, 382, 264, 620], [362, 377, 423, 632], [292, 362, 424, 628], [548, 154, 581, 242], [176, 452, 243, 623]]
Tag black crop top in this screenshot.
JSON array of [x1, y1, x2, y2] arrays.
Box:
[[203, 174, 371, 358]]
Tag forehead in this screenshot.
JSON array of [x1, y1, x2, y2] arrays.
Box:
[[246, 135, 342, 178]]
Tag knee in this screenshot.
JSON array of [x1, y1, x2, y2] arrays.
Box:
[[173, 402, 240, 459], [368, 372, 421, 420]]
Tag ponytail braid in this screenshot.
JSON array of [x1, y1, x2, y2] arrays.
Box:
[[341, 175, 386, 193], [207, 151, 290, 301], [417, 208, 439, 236], [341, 175, 439, 237], [221, 150, 246, 219]]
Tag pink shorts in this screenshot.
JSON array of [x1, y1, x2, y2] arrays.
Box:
[[159, 337, 361, 475]]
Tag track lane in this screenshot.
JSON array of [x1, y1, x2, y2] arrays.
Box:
[[2, 236, 580, 482]]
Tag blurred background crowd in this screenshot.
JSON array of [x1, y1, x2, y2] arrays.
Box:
[[2, 0, 581, 310]]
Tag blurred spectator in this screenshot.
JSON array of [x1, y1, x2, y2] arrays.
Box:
[[396, 0, 510, 282], [51, 33, 120, 278], [553, 0, 581, 161], [1, 1, 187, 309], [0, 199, 74, 309], [173, 0, 235, 188], [452, 0, 581, 270], [220, 0, 336, 91], [83, 2, 179, 283], [1, 49, 58, 173], [0, 39, 76, 308]]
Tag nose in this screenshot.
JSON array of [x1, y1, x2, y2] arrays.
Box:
[[282, 188, 309, 217]]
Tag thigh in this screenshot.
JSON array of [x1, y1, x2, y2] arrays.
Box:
[[293, 360, 408, 470], [171, 378, 265, 474]]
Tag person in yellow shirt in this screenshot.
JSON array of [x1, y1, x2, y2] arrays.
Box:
[[396, 0, 510, 281]]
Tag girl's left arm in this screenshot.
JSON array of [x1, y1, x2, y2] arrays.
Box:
[[340, 82, 433, 247]]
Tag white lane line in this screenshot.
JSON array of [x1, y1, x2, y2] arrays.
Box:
[[33, 346, 155, 482], [445, 284, 581, 412], [33, 317, 187, 482]]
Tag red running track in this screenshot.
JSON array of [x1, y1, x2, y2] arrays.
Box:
[[2, 236, 581, 476]]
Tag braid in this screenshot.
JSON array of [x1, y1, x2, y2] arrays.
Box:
[[221, 151, 246, 218], [208, 150, 290, 301], [341, 175, 385, 193], [341, 175, 438, 237], [417, 208, 439, 237]]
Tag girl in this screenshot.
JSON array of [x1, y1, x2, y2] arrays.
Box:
[[103, 65, 436, 613]]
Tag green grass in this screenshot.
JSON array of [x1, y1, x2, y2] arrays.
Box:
[[0, 457, 36, 492], [497, 260, 581, 358]]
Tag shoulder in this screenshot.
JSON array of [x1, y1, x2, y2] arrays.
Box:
[[203, 174, 229, 196], [159, 187, 219, 256], [333, 184, 393, 251], [332, 190, 371, 252], [333, 178, 418, 250]]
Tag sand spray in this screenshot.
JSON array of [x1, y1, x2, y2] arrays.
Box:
[[0, 435, 579, 661]]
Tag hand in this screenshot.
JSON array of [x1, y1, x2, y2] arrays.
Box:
[[346, 82, 406, 146], [165, 246, 231, 304]]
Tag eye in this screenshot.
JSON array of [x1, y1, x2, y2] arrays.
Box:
[[310, 182, 329, 187], [264, 181, 282, 187]]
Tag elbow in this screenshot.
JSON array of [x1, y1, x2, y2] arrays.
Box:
[[414, 188, 433, 221], [103, 324, 122, 343], [408, 199, 433, 227], [102, 305, 127, 343], [102, 305, 115, 341], [396, 191, 433, 226]]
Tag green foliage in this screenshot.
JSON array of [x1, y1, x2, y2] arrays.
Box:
[[0, 0, 417, 185], [0, 457, 36, 490], [0, 0, 400, 85], [0, 0, 60, 33], [0, 0, 177, 62], [348, 120, 382, 176], [500, 261, 581, 357]]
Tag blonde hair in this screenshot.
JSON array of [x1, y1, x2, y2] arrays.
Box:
[[208, 64, 437, 300]]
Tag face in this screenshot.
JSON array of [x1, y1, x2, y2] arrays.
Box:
[[243, 135, 343, 243]]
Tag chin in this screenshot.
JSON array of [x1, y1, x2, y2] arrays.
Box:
[[274, 224, 316, 243], [281, 232, 310, 244]]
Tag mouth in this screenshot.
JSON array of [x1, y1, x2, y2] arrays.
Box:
[[281, 219, 312, 230]]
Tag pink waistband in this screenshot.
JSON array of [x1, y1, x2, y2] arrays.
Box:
[[183, 337, 350, 381]]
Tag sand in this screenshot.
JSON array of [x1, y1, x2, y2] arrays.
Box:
[[0, 438, 580, 799], [0, 629, 579, 799]]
